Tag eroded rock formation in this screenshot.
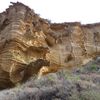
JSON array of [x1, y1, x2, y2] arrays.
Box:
[[0, 2, 100, 89]]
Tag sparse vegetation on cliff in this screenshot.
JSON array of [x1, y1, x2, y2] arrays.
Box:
[[0, 59, 99, 100]]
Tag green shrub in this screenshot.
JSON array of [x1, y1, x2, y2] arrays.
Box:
[[80, 90, 100, 100], [90, 64, 98, 71]]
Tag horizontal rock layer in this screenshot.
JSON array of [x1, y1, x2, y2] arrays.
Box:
[[0, 2, 100, 89]]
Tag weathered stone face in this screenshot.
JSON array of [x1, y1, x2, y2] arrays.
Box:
[[0, 2, 100, 89], [0, 2, 50, 88], [50, 23, 100, 68]]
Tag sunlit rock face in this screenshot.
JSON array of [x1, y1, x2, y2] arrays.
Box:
[[0, 2, 51, 89], [0, 2, 100, 89]]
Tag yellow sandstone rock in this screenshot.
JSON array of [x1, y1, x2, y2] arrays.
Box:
[[0, 2, 100, 89]]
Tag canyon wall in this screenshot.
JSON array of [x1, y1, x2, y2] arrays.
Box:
[[0, 2, 100, 89]]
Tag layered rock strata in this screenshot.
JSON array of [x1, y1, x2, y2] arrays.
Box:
[[0, 2, 100, 89]]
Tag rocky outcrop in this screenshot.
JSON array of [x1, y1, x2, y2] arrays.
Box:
[[0, 2, 100, 89], [50, 22, 100, 64], [0, 2, 51, 89]]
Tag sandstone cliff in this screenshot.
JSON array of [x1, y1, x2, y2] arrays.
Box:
[[0, 2, 100, 89]]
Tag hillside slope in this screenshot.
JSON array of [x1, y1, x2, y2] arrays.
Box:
[[0, 58, 99, 100]]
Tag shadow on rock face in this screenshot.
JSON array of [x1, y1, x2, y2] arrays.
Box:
[[0, 70, 15, 90], [22, 59, 50, 82]]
